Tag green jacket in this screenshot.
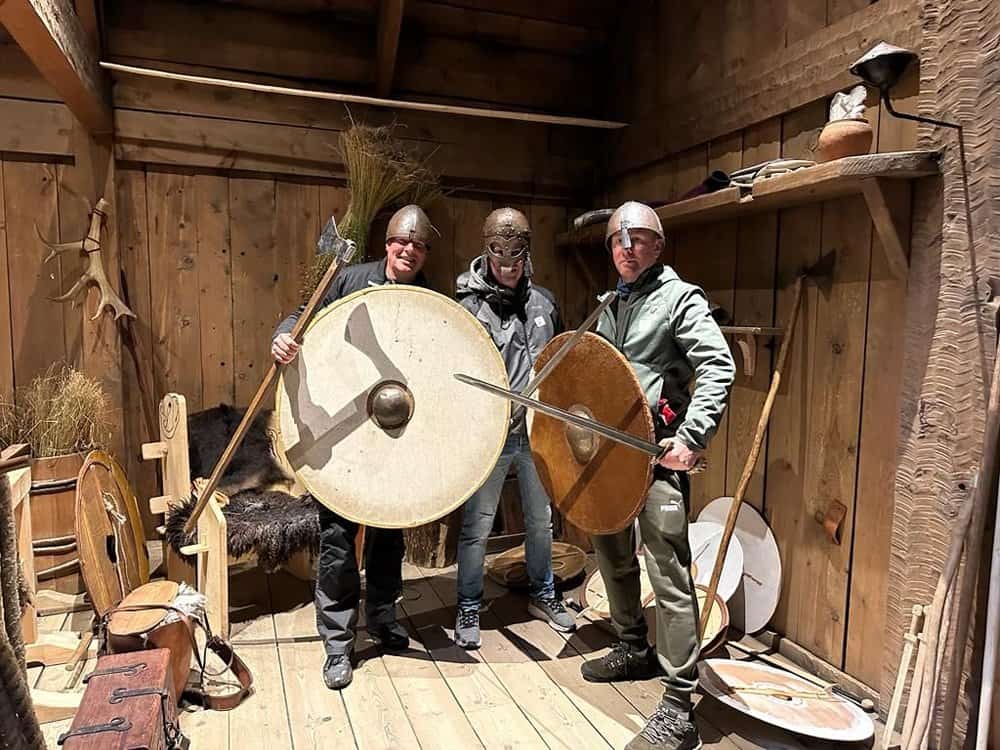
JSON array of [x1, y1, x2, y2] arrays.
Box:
[[596, 264, 735, 452]]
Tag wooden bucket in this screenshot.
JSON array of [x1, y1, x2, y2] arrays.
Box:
[[30, 451, 86, 594]]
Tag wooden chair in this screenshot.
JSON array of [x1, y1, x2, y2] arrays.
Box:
[[141, 393, 316, 638]]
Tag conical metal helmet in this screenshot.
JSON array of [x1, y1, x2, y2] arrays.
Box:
[[605, 201, 664, 250], [483, 207, 531, 269], [386, 204, 439, 247]]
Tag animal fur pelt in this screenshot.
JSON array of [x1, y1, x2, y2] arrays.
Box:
[[187, 403, 295, 496], [165, 489, 320, 572]]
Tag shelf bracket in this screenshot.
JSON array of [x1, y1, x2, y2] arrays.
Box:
[[861, 178, 910, 280], [719, 326, 783, 378]]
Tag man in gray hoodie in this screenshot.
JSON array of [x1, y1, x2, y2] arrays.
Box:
[[453, 207, 576, 649]]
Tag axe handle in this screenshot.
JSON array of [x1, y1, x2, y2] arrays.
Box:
[[184, 253, 349, 533], [699, 276, 805, 639]]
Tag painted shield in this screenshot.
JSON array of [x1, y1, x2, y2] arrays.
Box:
[[698, 659, 874, 742], [529, 331, 654, 535], [276, 285, 509, 528]]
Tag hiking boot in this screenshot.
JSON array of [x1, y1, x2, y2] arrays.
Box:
[[369, 621, 409, 651], [528, 596, 577, 633], [455, 608, 481, 650], [323, 654, 353, 690], [626, 700, 702, 750], [581, 641, 659, 682]]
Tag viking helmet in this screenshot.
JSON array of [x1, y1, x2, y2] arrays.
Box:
[[483, 207, 532, 274], [386, 204, 438, 248], [605, 201, 664, 251]]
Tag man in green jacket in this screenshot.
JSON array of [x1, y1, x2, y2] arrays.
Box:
[[580, 201, 735, 750]]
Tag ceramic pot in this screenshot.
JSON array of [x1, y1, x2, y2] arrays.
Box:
[[816, 118, 874, 162]]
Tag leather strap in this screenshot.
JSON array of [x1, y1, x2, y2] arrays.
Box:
[[101, 603, 253, 711], [183, 636, 254, 711]]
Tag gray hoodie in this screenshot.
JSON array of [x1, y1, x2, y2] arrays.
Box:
[[457, 255, 562, 431]]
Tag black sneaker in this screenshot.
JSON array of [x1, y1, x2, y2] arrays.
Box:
[[323, 654, 353, 690], [455, 608, 481, 650], [626, 700, 702, 750], [581, 641, 660, 682], [528, 596, 577, 633], [370, 621, 409, 651]]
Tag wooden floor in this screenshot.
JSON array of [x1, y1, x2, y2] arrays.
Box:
[[30, 557, 882, 750]]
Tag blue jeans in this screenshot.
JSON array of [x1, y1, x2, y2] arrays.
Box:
[[457, 431, 555, 609]]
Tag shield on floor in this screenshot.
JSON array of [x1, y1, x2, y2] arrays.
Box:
[[528, 332, 654, 535], [275, 285, 510, 528], [698, 659, 875, 741]]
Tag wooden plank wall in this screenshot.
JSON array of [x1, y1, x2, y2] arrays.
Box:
[[102, 0, 603, 202], [602, 0, 919, 692], [0, 43, 126, 460]]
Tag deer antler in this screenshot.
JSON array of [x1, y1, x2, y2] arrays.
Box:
[[35, 198, 136, 322]]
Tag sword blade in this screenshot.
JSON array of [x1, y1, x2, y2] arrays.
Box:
[[520, 291, 616, 401], [455, 373, 662, 458]]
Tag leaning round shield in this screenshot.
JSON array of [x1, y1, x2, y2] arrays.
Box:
[[529, 332, 654, 535], [275, 285, 509, 528]]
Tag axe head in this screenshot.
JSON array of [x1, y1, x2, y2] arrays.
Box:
[[316, 214, 357, 263]]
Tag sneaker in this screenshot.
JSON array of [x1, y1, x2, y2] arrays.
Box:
[[455, 608, 481, 650], [528, 596, 577, 633], [323, 654, 353, 690], [626, 700, 702, 750], [581, 641, 660, 683], [370, 621, 409, 651]]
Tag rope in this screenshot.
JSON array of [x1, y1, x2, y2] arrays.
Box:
[[0, 474, 46, 750]]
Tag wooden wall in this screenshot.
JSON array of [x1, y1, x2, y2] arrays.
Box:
[[102, 0, 604, 202], [0, 40, 124, 460], [601, 0, 920, 693]]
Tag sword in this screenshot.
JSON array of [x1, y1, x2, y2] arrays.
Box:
[[454, 373, 667, 460], [511, 292, 617, 422]]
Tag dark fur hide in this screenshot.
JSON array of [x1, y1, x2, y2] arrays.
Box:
[[165, 490, 320, 572], [187, 404, 293, 496]]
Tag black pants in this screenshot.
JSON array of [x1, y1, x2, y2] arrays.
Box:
[[315, 505, 405, 656]]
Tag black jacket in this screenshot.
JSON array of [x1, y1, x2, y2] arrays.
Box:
[[273, 259, 430, 338]]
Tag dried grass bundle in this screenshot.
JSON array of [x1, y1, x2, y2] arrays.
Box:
[[301, 120, 443, 298], [0, 364, 112, 458]]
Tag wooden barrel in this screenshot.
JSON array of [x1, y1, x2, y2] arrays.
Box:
[[30, 452, 86, 594]]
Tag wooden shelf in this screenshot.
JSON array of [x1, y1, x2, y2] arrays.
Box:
[[557, 149, 941, 278]]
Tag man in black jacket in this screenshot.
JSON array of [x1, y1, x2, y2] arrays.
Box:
[[453, 207, 575, 649], [271, 204, 436, 690]]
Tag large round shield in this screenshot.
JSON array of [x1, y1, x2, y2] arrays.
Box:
[[275, 285, 509, 528], [529, 332, 654, 534]]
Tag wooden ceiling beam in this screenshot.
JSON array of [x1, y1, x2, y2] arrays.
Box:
[[0, 0, 112, 135], [374, 0, 404, 96]]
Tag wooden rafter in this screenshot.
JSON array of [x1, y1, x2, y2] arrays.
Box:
[[0, 0, 112, 135], [374, 0, 404, 97]]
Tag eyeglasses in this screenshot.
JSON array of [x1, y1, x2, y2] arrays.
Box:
[[388, 237, 429, 253]]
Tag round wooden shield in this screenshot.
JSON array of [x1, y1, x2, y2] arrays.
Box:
[[696, 585, 730, 655], [698, 659, 875, 742], [689, 521, 744, 603], [486, 541, 587, 589], [275, 285, 509, 528], [699, 497, 782, 634], [75, 451, 151, 617], [582, 570, 728, 653], [529, 332, 655, 535]]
